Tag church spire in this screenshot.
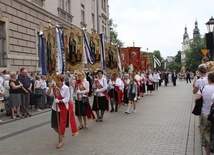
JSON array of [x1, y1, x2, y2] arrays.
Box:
[[193, 19, 200, 38], [183, 25, 189, 42]]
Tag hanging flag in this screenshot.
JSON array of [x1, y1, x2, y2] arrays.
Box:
[[154, 58, 157, 68], [153, 55, 161, 66], [116, 44, 122, 71], [83, 28, 94, 64], [39, 32, 46, 75], [56, 28, 64, 74], [83, 37, 88, 65], [99, 33, 106, 70]]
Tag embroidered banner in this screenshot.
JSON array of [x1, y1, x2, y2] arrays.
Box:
[[120, 47, 129, 69], [129, 47, 141, 71], [87, 33, 102, 71], [64, 29, 83, 73], [140, 57, 148, 71], [43, 28, 57, 81], [105, 44, 118, 74]]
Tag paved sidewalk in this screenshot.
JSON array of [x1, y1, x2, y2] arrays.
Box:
[[0, 81, 208, 155]]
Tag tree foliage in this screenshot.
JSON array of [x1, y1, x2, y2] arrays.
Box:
[[109, 19, 124, 46], [185, 36, 206, 72], [168, 51, 182, 72]]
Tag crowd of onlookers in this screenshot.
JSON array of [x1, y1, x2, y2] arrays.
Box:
[[0, 68, 55, 123], [191, 56, 214, 155], [0, 67, 180, 124]]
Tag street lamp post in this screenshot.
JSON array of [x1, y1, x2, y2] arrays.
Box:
[[205, 16, 214, 61]]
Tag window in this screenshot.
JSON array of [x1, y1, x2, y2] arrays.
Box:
[[66, 0, 70, 13], [81, 4, 85, 23], [58, 0, 64, 10], [0, 21, 6, 67], [102, 0, 106, 11]]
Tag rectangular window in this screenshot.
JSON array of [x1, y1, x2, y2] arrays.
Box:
[[81, 4, 85, 23], [0, 21, 6, 67], [102, 0, 106, 11], [58, 0, 61, 7], [58, 0, 64, 9], [66, 0, 70, 13]]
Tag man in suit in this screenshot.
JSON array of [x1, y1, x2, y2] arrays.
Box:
[[172, 70, 177, 86]]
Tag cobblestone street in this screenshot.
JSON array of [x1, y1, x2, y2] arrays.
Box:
[[0, 81, 205, 155]]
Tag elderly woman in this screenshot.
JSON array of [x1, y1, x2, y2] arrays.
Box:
[[9, 72, 23, 119], [46, 74, 77, 149], [74, 72, 90, 130], [194, 71, 214, 155]]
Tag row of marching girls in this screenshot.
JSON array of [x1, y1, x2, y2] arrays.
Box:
[[45, 71, 108, 149], [45, 70, 158, 149]]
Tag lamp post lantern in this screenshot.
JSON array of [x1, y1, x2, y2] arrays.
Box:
[[206, 16, 214, 33], [205, 16, 214, 61]]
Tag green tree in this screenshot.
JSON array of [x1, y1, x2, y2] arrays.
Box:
[[168, 50, 182, 72], [153, 50, 163, 71], [175, 51, 181, 63], [109, 19, 124, 46], [185, 36, 206, 72]]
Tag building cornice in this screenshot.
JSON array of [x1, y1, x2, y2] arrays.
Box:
[[14, 0, 79, 29]]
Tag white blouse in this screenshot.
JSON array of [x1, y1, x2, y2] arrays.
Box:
[[49, 84, 70, 111]]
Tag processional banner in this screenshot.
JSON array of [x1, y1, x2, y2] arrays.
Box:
[[105, 44, 118, 74], [63, 29, 83, 73], [140, 57, 147, 71], [129, 47, 141, 71], [120, 48, 129, 67], [87, 34, 102, 71], [43, 28, 57, 81]]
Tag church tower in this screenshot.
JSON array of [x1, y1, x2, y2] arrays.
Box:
[[183, 25, 189, 42], [193, 19, 200, 38]]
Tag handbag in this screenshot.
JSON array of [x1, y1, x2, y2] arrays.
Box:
[[192, 86, 204, 116], [82, 96, 89, 104], [35, 88, 43, 96], [208, 103, 214, 123]]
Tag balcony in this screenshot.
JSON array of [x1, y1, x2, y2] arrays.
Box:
[[57, 7, 73, 23]]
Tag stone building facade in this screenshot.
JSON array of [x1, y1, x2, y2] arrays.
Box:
[[0, 0, 110, 72]]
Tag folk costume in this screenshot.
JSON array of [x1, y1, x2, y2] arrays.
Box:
[[146, 74, 154, 94], [75, 79, 95, 119], [108, 76, 123, 112], [140, 74, 146, 96], [123, 76, 130, 105], [92, 76, 109, 122], [134, 73, 141, 99], [47, 81, 78, 149]]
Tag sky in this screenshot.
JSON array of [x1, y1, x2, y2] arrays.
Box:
[[109, 0, 214, 58]]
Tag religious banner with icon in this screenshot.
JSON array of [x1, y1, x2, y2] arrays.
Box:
[[140, 57, 148, 71], [120, 48, 129, 67], [105, 44, 118, 74], [129, 47, 141, 71], [43, 28, 57, 81], [64, 29, 83, 73], [87, 34, 102, 71]]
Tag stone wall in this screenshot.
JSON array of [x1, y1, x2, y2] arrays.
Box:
[[0, 0, 72, 73]]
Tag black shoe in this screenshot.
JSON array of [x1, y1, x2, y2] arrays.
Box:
[[110, 109, 114, 112], [95, 117, 101, 122], [115, 109, 118, 112]]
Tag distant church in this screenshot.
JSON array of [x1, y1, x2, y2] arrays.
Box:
[[181, 20, 200, 65]]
